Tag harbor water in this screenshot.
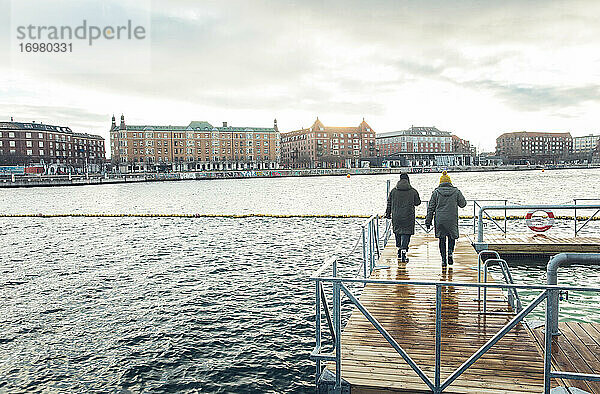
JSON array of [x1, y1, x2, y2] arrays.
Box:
[[1, 169, 600, 392]]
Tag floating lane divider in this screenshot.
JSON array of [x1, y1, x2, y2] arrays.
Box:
[[0, 213, 372, 218], [0, 214, 598, 220]]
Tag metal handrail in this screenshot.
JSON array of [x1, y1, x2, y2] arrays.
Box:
[[310, 273, 600, 393], [482, 258, 523, 315], [546, 253, 600, 336], [477, 204, 600, 242]]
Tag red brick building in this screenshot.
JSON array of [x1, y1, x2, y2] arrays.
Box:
[[280, 118, 376, 168], [496, 131, 572, 164], [0, 120, 105, 173]]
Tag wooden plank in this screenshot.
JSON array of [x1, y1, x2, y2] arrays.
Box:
[[530, 325, 594, 393], [324, 235, 552, 393], [560, 322, 600, 393]]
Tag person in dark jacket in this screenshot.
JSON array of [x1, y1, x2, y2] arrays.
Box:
[[385, 173, 421, 262], [425, 171, 467, 267]]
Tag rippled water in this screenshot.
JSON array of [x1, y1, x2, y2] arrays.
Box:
[[1, 168, 600, 392]]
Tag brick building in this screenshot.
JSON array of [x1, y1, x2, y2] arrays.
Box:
[[496, 131, 572, 164], [280, 118, 376, 168], [0, 120, 105, 173], [110, 115, 280, 172], [376, 126, 473, 166]]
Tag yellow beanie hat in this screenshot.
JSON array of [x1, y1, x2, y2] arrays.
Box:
[[439, 170, 451, 184]]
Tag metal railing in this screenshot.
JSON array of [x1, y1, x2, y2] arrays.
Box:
[[477, 204, 600, 243], [547, 252, 600, 336], [482, 257, 523, 315], [574, 199, 600, 236], [310, 263, 600, 393]]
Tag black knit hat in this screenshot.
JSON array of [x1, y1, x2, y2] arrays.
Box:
[[400, 173, 409, 181]]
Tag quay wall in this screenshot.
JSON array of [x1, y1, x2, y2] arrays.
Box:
[[1, 164, 599, 188]]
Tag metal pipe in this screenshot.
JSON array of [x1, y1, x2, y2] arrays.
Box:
[[320, 282, 335, 345], [547, 252, 600, 335], [504, 200, 507, 237], [333, 281, 341, 393], [311, 277, 600, 293], [574, 198, 577, 237], [441, 290, 547, 391], [315, 280, 321, 386], [575, 208, 600, 236], [477, 204, 600, 243], [544, 289, 552, 394], [362, 227, 367, 279], [550, 371, 600, 382], [477, 250, 500, 302], [435, 285, 442, 391]]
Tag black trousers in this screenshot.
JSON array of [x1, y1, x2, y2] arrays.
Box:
[[438, 236, 455, 260], [395, 233, 411, 251]]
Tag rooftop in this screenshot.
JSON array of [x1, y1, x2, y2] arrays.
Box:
[[377, 126, 451, 139], [123, 121, 276, 133], [0, 121, 73, 133]]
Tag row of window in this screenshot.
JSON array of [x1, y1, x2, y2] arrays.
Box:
[[131, 147, 273, 155], [0, 131, 103, 145], [124, 156, 274, 163], [125, 132, 276, 140]]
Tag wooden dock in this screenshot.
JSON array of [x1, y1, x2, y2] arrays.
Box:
[[472, 233, 600, 258], [322, 235, 600, 393]]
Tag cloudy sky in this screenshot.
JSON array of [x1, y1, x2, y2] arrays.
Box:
[[1, 0, 599, 153]]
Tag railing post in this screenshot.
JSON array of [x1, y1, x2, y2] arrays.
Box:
[[386, 179, 390, 200], [574, 199, 577, 237], [333, 258, 337, 277], [315, 280, 322, 386], [362, 226, 367, 279], [375, 216, 380, 257], [435, 284, 442, 392], [473, 201, 476, 235], [371, 220, 376, 272], [504, 200, 507, 237], [544, 289, 552, 393], [333, 281, 342, 393], [477, 207, 484, 243]]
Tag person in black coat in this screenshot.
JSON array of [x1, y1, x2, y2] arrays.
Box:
[[385, 173, 421, 262]]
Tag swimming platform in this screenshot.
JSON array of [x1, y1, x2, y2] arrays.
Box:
[[314, 234, 600, 393]]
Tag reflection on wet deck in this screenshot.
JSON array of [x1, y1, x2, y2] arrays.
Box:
[[326, 235, 549, 393]]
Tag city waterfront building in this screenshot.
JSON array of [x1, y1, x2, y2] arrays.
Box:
[[573, 134, 600, 153], [110, 115, 280, 172], [496, 131, 572, 164], [0, 119, 105, 173], [280, 118, 376, 168], [376, 126, 473, 167]]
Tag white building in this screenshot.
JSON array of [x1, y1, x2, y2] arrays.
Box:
[[574, 134, 600, 152]]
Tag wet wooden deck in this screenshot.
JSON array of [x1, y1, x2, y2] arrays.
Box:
[[473, 233, 600, 257], [531, 322, 600, 394], [325, 235, 551, 393]]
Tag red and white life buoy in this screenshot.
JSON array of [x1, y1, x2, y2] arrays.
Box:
[[525, 209, 555, 232]]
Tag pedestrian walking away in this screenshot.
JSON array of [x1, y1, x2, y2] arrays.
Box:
[[425, 171, 467, 267], [385, 173, 421, 263]]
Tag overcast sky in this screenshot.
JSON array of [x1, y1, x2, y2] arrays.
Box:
[[1, 0, 599, 152]]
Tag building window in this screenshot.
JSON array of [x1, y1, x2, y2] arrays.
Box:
[[39, 150, 44, 156], [26, 149, 32, 155], [9, 141, 15, 147]]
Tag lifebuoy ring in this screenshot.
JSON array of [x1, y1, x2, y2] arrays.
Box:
[[526, 209, 555, 232]]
